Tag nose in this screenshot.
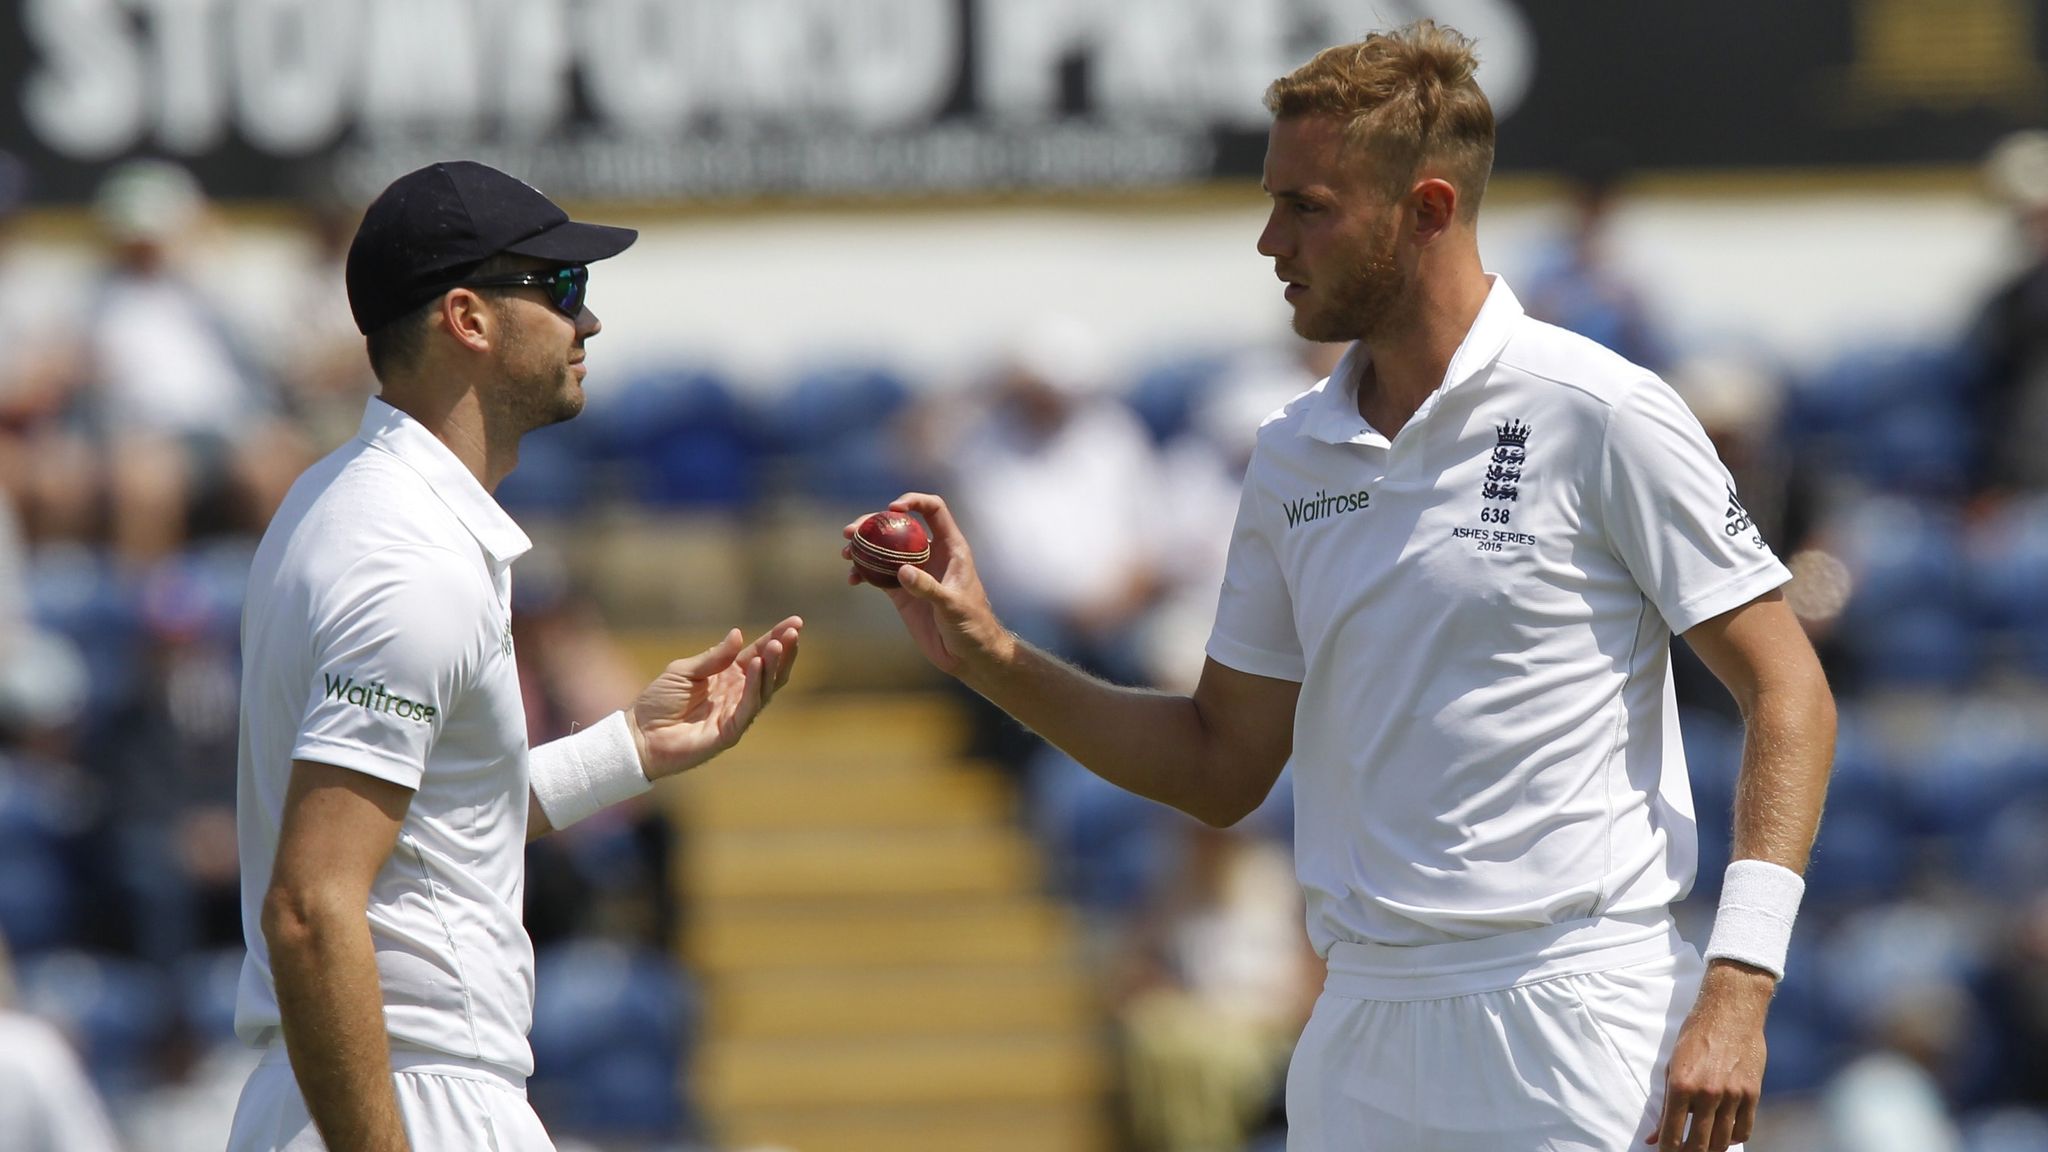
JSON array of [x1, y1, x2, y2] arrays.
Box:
[[1257, 207, 1288, 260], [577, 307, 602, 340]]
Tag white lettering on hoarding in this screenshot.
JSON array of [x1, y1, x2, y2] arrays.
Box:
[[578, 0, 704, 134], [358, 0, 485, 139], [17, 0, 1532, 178], [492, 0, 574, 140], [134, 0, 227, 152], [232, 0, 355, 151], [23, 0, 145, 159]]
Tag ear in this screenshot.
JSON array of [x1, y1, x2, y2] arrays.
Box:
[[1410, 177, 1459, 244], [439, 288, 495, 354]]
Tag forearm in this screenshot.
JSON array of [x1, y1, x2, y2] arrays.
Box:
[[1728, 670, 1836, 872], [1702, 665, 1835, 988], [527, 791, 552, 841], [960, 638, 1262, 827], [267, 906, 410, 1152], [526, 712, 649, 841]]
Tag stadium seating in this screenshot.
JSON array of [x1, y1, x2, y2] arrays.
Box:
[[1125, 351, 1229, 444], [766, 363, 921, 508], [15, 950, 173, 1098], [0, 760, 77, 952], [529, 939, 697, 1139], [1834, 498, 1976, 688], [493, 417, 593, 516], [582, 365, 762, 509]]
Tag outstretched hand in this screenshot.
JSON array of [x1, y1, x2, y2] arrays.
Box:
[[843, 494, 1013, 681], [631, 616, 802, 780]]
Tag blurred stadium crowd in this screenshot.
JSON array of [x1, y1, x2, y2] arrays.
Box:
[[1, 137, 2047, 1152]]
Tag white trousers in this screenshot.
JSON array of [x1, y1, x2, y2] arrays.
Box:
[[226, 1045, 554, 1152], [1286, 911, 1741, 1152]]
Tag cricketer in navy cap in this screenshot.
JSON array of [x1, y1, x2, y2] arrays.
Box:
[[345, 161, 636, 335]]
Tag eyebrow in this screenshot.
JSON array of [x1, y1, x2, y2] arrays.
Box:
[[1264, 184, 1335, 206]]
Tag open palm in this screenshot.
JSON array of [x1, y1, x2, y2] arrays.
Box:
[[632, 617, 802, 780]]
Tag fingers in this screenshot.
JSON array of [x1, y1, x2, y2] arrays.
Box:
[[773, 634, 800, 692], [670, 628, 743, 678], [1659, 1097, 1735, 1152], [1731, 1094, 1757, 1147], [735, 617, 802, 658], [736, 617, 803, 701], [846, 496, 962, 589], [743, 648, 768, 717], [889, 492, 966, 551], [1686, 1101, 1715, 1152], [896, 560, 945, 601], [756, 633, 797, 700], [1708, 1101, 1737, 1152], [1653, 1092, 1688, 1148]]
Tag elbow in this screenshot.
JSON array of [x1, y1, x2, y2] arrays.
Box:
[[1790, 662, 1839, 747], [1192, 801, 1248, 830], [260, 883, 335, 958], [1189, 776, 1275, 830], [1183, 739, 1288, 828], [1744, 658, 1837, 731]]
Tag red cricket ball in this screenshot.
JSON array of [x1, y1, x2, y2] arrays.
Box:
[[850, 511, 932, 589]]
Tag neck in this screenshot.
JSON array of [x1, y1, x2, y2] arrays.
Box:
[[1356, 257, 1492, 438], [379, 375, 515, 491]]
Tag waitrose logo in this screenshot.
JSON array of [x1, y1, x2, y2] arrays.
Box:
[[322, 674, 436, 724], [1283, 488, 1371, 529]]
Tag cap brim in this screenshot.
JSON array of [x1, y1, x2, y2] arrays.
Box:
[[504, 220, 638, 264]]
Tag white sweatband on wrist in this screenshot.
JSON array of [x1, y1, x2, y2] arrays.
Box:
[[1702, 859, 1806, 979], [528, 711, 649, 830]]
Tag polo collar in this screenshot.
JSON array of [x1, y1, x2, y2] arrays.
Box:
[[1302, 275, 1525, 446], [355, 398, 533, 566]]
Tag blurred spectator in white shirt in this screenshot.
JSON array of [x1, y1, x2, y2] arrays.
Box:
[[264, 196, 380, 453], [0, 932, 124, 1152], [1138, 339, 1341, 694], [946, 316, 1164, 684], [0, 152, 95, 551], [77, 161, 308, 565], [1822, 983, 1967, 1152], [1114, 824, 1320, 1152]]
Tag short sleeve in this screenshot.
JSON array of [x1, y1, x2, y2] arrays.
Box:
[[292, 544, 489, 789], [1205, 458, 1306, 682], [1599, 378, 1791, 635]]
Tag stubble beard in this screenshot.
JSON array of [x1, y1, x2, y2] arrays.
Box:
[[498, 313, 585, 434], [1290, 232, 1412, 346]]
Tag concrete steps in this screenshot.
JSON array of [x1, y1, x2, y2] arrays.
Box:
[[662, 690, 1112, 1152], [689, 900, 1073, 970], [717, 1103, 1111, 1152], [708, 967, 1093, 1039]]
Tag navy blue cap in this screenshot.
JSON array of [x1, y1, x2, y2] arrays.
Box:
[[345, 161, 637, 334]]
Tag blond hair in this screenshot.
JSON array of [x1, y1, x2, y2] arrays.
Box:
[[1265, 21, 1495, 218]]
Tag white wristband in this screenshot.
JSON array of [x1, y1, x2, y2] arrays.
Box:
[[528, 711, 649, 830], [1702, 859, 1805, 979]]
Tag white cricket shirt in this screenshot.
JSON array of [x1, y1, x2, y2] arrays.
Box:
[[1208, 278, 1789, 953], [235, 398, 537, 1076]]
